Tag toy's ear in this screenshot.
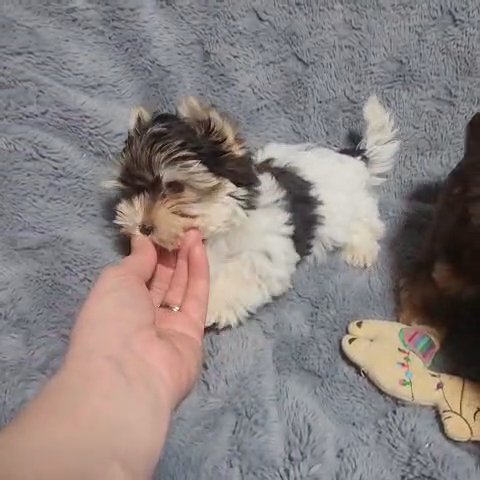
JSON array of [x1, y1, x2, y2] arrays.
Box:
[[176, 96, 246, 157], [347, 319, 404, 339], [129, 106, 152, 132]]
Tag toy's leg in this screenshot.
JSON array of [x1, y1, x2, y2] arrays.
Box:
[[440, 410, 473, 442]]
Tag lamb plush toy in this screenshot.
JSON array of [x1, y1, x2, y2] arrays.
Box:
[[341, 319, 480, 442]]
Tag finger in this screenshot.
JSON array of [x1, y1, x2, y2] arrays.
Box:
[[155, 231, 209, 339], [148, 248, 177, 306], [179, 232, 210, 323], [159, 232, 197, 309], [120, 235, 157, 282]]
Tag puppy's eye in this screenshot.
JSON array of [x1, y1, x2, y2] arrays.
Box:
[[165, 181, 184, 194]]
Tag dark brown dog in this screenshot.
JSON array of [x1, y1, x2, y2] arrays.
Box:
[[400, 113, 480, 329]]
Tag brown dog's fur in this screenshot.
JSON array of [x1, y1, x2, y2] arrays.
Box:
[[399, 113, 480, 329]]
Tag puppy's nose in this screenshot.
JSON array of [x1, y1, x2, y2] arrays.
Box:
[[139, 224, 154, 236]]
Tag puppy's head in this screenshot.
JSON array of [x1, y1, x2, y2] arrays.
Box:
[[107, 97, 259, 250]]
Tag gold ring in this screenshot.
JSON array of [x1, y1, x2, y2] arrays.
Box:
[[158, 302, 181, 312]]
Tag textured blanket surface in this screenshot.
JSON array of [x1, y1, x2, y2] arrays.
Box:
[[1, 1, 480, 478]]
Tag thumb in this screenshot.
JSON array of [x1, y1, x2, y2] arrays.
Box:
[[121, 235, 157, 282]]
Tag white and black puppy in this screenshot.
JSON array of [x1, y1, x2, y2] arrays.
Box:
[[107, 96, 399, 328]]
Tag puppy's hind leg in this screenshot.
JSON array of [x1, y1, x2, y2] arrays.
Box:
[[341, 203, 384, 268], [206, 255, 292, 329], [339, 94, 398, 268], [342, 224, 381, 268]]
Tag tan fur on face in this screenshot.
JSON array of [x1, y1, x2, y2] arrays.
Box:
[[114, 194, 148, 235], [148, 205, 195, 250], [113, 169, 247, 250], [114, 192, 196, 250], [176, 96, 246, 157]]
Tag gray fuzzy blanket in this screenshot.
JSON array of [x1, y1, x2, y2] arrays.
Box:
[[1, 1, 480, 478]]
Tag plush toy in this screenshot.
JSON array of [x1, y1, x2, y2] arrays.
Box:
[[341, 319, 480, 442]]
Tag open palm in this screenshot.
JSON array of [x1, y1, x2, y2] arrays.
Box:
[[69, 230, 210, 408]]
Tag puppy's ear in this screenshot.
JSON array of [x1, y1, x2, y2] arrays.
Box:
[[176, 96, 246, 156], [129, 106, 152, 132], [101, 179, 123, 190], [464, 112, 480, 158]]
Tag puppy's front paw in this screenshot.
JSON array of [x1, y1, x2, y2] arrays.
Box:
[[206, 302, 244, 329], [342, 241, 379, 268]]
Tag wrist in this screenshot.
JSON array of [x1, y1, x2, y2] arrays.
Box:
[[64, 338, 177, 413], [0, 355, 173, 480], [63, 358, 171, 477], [60, 352, 174, 467]]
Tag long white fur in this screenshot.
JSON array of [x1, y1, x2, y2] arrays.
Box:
[[205, 95, 399, 328], [361, 95, 399, 186]]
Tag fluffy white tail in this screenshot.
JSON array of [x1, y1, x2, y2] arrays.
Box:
[[362, 95, 400, 186]]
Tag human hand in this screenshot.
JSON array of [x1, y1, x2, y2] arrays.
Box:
[[68, 229, 210, 409], [0, 230, 210, 480]]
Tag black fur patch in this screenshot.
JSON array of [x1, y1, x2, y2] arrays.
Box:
[[257, 159, 320, 258], [149, 113, 259, 193], [338, 129, 367, 159], [338, 146, 367, 158]]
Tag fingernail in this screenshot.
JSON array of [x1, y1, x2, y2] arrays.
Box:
[[132, 234, 149, 248], [193, 242, 206, 257]]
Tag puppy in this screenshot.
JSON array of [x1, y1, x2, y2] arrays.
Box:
[[399, 113, 480, 329], [107, 96, 399, 328]]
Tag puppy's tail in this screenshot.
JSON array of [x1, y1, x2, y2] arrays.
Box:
[[361, 95, 400, 186]]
